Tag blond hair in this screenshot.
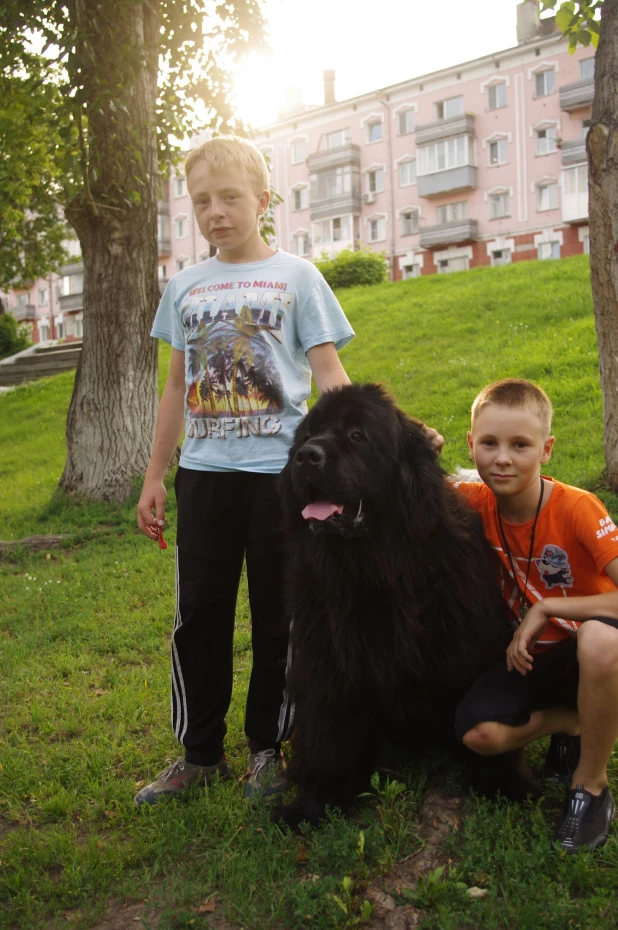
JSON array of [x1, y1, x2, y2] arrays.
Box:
[[471, 378, 553, 437], [184, 136, 269, 194]]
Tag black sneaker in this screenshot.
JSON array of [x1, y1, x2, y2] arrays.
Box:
[[554, 783, 615, 853], [542, 734, 581, 784]]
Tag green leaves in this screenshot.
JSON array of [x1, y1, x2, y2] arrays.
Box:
[[0, 65, 69, 289], [540, 0, 602, 52]]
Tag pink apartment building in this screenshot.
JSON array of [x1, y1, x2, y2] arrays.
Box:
[[4, 3, 594, 343]]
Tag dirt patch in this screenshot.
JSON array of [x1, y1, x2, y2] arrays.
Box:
[[46, 900, 159, 930], [364, 787, 464, 930]]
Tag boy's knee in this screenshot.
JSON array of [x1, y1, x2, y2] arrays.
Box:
[[462, 722, 505, 756], [577, 620, 618, 676]]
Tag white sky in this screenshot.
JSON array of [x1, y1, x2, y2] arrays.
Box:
[[232, 0, 536, 127]]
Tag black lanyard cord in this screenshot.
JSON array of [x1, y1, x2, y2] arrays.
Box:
[[497, 478, 545, 621]]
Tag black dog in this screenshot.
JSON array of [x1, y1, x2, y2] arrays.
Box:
[[274, 384, 531, 829]]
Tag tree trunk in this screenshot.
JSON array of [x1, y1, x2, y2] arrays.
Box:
[[60, 0, 160, 501], [588, 0, 618, 491]]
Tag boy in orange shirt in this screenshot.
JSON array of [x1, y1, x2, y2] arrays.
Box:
[[454, 378, 618, 853]]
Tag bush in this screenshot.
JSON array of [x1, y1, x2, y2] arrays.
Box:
[[0, 313, 32, 360], [315, 248, 388, 289]]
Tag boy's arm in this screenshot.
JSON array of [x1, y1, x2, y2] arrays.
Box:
[[306, 342, 350, 393], [137, 348, 186, 540], [306, 342, 445, 451], [507, 558, 618, 675]]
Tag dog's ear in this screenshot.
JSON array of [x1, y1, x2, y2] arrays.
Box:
[[396, 412, 445, 535]]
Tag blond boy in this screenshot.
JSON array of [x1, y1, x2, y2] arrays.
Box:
[[454, 379, 618, 853], [135, 137, 354, 804]]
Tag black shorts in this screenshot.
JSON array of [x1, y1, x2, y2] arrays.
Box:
[[454, 617, 618, 741]]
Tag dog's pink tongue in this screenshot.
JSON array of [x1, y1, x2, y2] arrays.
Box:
[[302, 501, 344, 521]]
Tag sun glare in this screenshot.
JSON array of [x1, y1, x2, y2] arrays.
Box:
[[232, 54, 289, 129]]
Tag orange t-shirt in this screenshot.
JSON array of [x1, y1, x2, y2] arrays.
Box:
[[454, 477, 618, 651]]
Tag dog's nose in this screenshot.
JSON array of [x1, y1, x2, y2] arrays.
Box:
[[295, 443, 326, 468]]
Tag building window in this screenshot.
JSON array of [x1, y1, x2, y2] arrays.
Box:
[[562, 164, 589, 221], [367, 168, 384, 194], [536, 182, 559, 211], [434, 95, 464, 120], [489, 138, 508, 166], [62, 273, 83, 296], [401, 210, 420, 236], [580, 58, 595, 80], [175, 176, 186, 197], [312, 215, 353, 245], [38, 288, 48, 306], [325, 128, 351, 149], [538, 240, 560, 260], [582, 233, 590, 255], [535, 69, 555, 98], [402, 263, 420, 279], [564, 164, 588, 197], [487, 82, 507, 111], [436, 201, 467, 224], [158, 264, 167, 280], [399, 159, 416, 187], [39, 323, 49, 341], [398, 109, 415, 135], [417, 135, 473, 175], [367, 121, 382, 144], [16, 293, 29, 307], [369, 217, 386, 242], [293, 187, 309, 211], [73, 317, 83, 338], [291, 141, 308, 164], [310, 166, 354, 201], [63, 237, 81, 258], [175, 216, 187, 239], [535, 126, 558, 156], [490, 248, 511, 266], [489, 192, 510, 219], [57, 320, 65, 339], [438, 255, 469, 273], [177, 258, 188, 271], [581, 118, 592, 140], [294, 234, 310, 257]]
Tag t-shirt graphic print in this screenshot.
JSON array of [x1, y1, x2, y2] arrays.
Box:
[[151, 251, 354, 473]]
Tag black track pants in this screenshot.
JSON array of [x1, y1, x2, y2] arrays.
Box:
[[171, 467, 290, 766]]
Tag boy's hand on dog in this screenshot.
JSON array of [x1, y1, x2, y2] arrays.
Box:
[[506, 602, 550, 675], [137, 477, 167, 541], [422, 424, 445, 455]]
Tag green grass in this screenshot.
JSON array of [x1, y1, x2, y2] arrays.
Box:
[[1, 254, 617, 929]]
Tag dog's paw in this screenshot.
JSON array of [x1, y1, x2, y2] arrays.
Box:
[[271, 796, 328, 831]]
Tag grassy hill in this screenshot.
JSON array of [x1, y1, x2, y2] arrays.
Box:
[[1, 255, 617, 930]]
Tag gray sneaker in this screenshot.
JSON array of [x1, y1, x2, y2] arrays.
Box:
[[134, 756, 230, 806], [244, 748, 287, 799]]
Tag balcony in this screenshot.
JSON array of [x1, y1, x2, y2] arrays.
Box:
[[559, 78, 594, 111], [307, 142, 361, 173], [561, 139, 587, 166], [59, 293, 84, 312], [415, 113, 476, 146], [158, 236, 172, 256], [419, 219, 478, 249], [61, 261, 84, 277], [12, 303, 35, 321], [308, 144, 362, 220], [417, 165, 477, 198]]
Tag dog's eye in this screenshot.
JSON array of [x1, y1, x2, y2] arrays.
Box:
[[350, 429, 366, 443]]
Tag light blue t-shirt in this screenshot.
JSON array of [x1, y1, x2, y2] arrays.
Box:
[[151, 250, 355, 473]]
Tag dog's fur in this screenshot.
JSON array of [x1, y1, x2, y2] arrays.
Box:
[[274, 384, 531, 829]]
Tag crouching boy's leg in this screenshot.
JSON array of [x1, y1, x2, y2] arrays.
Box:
[[553, 618, 618, 853], [455, 640, 580, 758]]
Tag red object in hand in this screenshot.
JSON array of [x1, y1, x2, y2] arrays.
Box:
[[157, 526, 168, 550]]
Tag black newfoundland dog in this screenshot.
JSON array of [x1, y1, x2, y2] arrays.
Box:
[[274, 383, 531, 829]]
